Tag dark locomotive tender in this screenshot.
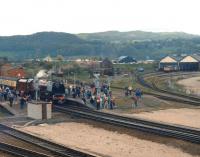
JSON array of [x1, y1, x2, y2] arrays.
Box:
[[51, 81, 66, 105]]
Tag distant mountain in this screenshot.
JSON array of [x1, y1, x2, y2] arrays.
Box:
[[0, 31, 200, 60], [77, 31, 199, 43], [0, 32, 88, 59]]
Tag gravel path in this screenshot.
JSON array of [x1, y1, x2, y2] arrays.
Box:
[[177, 76, 200, 95], [20, 120, 200, 157], [129, 108, 200, 129]]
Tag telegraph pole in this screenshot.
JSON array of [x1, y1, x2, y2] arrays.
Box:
[[33, 76, 39, 101]]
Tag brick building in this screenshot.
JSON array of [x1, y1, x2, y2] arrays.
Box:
[[0, 64, 25, 78]]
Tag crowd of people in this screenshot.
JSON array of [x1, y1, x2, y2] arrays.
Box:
[[65, 83, 116, 110], [0, 87, 16, 107], [0, 86, 32, 109], [0, 83, 143, 110], [65, 83, 143, 110]]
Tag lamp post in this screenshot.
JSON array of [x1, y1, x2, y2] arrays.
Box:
[[33, 76, 39, 101], [107, 76, 112, 91], [94, 73, 100, 96], [71, 72, 75, 87], [74, 72, 75, 87]]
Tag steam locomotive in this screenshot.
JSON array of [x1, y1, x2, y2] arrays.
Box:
[[0, 76, 66, 104]]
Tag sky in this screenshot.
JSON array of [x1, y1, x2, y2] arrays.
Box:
[[0, 0, 200, 36]]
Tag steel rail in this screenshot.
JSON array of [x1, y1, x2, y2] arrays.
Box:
[[57, 104, 200, 136], [135, 73, 200, 105], [151, 75, 200, 101], [0, 124, 95, 157], [0, 141, 52, 157], [54, 105, 200, 144], [113, 74, 200, 105]]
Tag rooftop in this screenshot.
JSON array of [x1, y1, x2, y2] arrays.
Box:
[[160, 56, 177, 63]]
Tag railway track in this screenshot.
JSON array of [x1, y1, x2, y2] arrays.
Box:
[[136, 72, 200, 105], [54, 103, 200, 144], [0, 123, 95, 157], [151, 73, 200, 101], [0, 141, 52, 157]]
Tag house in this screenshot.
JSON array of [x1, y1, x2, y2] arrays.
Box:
[[100, 58, 114, 76]]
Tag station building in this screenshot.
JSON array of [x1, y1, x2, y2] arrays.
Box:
[[159, 56, 179, 71], [179, 55, 200, 71]]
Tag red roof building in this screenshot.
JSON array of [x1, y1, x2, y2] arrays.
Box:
[[0, 64, 25, 78]]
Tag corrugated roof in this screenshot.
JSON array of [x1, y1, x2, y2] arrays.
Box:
[[191, 54, 200, 61], [180, 55, 198, 63], [118, 56, 127, 60], [160, 56, 177, 63], [43, 55, 52, 62]]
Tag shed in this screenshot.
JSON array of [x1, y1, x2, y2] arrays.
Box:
[[100, 58, 114, 76], [179, 55, 200, 71], [118, 56, 137, 63], [159, 56, 179, 71]]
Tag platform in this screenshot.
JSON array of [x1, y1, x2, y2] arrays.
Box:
[[0, 100, 27, 116], [66, 98, 96, 109]]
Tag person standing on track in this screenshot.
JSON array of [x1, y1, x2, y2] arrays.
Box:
[[133, 88, 142, 108], [132, 95, 138, 108]]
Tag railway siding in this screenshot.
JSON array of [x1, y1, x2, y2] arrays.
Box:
[[136, 72, 200, 106], [0, 123, 95, 157], [54, 104, 200, 144]]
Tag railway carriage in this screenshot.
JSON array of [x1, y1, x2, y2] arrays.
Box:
[[0, 77, 18, 89], [0, 76, 66, 104], [0, 77, 34, 91], [0, 77, 35, 96], [17, 78, 34, 94], [163, 65, 178, 72]]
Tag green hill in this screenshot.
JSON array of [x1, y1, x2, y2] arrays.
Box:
[[78, 31, 199, 42], [0, 31, 200, 60]]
